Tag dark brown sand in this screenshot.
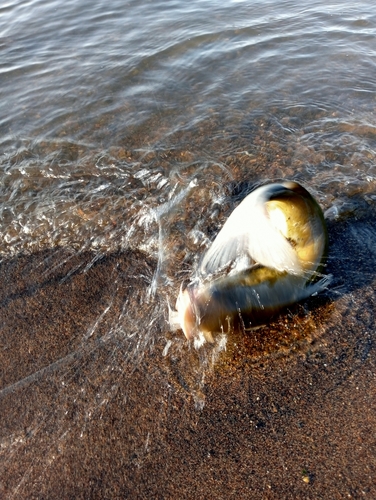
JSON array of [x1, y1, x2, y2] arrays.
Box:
[[1, 211, 376, 499]]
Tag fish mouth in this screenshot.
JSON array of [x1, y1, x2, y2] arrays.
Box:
[[175, 285, 197, 340], [174, 284, 215, 343]]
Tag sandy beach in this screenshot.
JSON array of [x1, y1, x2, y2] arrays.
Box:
[[1, 207, 376, 499]]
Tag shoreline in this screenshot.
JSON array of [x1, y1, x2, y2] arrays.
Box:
[[1, 212, 376, 498]]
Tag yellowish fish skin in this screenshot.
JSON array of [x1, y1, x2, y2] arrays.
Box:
[[175, 181, 330, 342], [178, 267, 330, 341]]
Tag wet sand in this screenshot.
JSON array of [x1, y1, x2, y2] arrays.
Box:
[[1, 211, 376, 499]]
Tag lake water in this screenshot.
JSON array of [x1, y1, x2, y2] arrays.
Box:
[[1, 0, 376, 259], [1, 0, 376, 497]]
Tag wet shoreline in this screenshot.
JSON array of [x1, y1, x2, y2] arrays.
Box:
[[1, 210, 376, 498]]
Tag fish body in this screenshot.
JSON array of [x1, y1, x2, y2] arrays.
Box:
[[172, 181, 330, 342]]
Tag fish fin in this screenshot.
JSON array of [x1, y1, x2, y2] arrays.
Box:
[[199, 183, 304, 276], [304, 274, 332, 297], [200, 219, 302, 277], [246, 217, 303, 274], [199, 232, 251, 276], [167, 300, 181, 331]]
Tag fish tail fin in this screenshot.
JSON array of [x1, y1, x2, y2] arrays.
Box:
[[306, 274, 332, 297]]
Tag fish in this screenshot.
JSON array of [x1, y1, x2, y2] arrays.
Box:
[[170, 181, 330, 342]]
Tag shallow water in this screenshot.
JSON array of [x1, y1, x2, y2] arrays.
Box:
[[1, 0, 376, 497]]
